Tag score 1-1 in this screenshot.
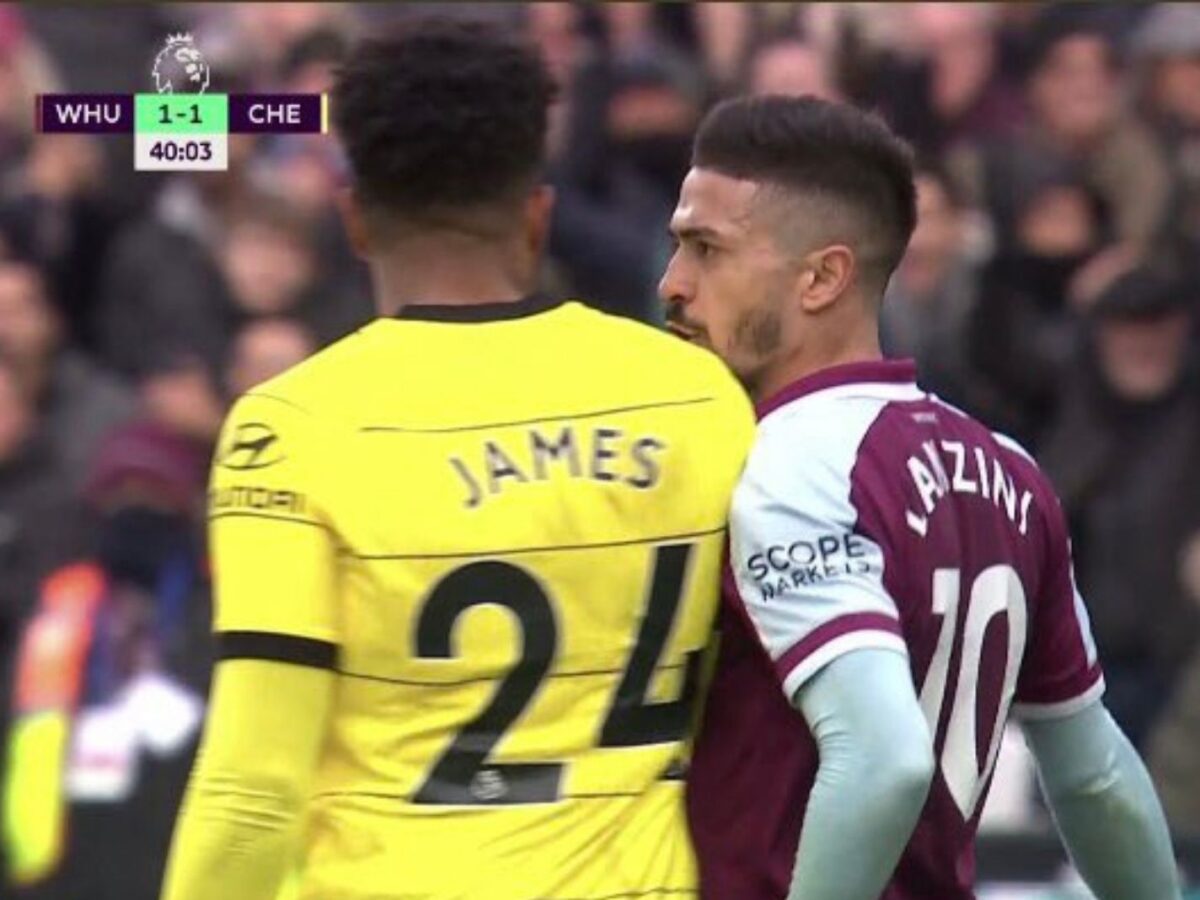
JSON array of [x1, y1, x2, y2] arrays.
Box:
[[134, 94, 228, 172]]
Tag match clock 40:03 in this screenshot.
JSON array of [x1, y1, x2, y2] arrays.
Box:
[[134, 94, 228, 171]]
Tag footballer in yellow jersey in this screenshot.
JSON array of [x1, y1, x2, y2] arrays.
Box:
[[161, 19, 753, 900]]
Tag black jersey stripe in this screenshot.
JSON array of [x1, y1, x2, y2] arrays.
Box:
[[313, 788, 685, 806], [337, 660, 688, 689], [359, 396, 715, 434], [353, 525, 726, 561], [207, 511, 331, 531], [216, 631, 338, 670]]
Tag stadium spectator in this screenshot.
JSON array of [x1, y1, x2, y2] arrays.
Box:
[[540, 5, 665, 318], [604, 56, 702, 223], [0, 262, 133, 489], [219, 197, 316, 319], [0, 131, 118, 349], [881, 164, 981, 407], [137, 354, 224, 447], [1038, 267, 1200, 748], [0, 8, 60, 174], [0, 350, 87, 679], [224, 317, 315, 400], [1133, 4, 1200, 261], [547, 47, 703, 320], [256, 29, 351, 217], [0, 351, 87, 887], [1151, 628, 1200, 834], [5, 420, 209, 900], [97, 179, 352, 386], [94, 152, 257, 379], [188, 2, 354, 88], [1022, 11, 1171, 249], [221, 194, 368, 349], [256, 27, 372, 343], [902, 3, 1026, 157], [747, 37, 840, 100], [969, 153, 1107, 447], [20, 6, 176, 229]]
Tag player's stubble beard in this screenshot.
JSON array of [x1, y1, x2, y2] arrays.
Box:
[[729, 292, 784, 399], [664, 292, 784, 397]]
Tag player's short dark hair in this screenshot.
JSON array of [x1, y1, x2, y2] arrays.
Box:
[[694, 95, 917, 290], [332, 18, 557, 228]]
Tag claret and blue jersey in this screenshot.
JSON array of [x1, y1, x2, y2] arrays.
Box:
[[688, 359, 1104, 900]]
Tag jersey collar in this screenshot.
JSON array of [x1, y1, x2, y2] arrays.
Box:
[[392, 293, 566, 323], [754, 358, 919, 421]]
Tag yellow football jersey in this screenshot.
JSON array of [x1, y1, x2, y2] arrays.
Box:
[[207, 296, 755, 900]]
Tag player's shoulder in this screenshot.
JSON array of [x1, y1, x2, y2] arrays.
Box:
[[746, 383, 904, 489], [565, 302, 748, 399], [559, 304, 755, 439], [234, 328, 373, 422], [213, 336, 366, 483], [933, 395, 1051, 482]]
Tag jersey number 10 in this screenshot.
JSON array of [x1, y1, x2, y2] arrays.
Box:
[[412, 543, 698, 806], [918, 565, 1028, 820]]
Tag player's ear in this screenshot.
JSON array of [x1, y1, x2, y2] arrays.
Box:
[[336, 188, 371, 259], [796, 244, 855, 314], [524, 184, 555, 258]]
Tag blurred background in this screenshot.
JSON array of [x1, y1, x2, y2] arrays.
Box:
[[0, 2, 1197, 898]]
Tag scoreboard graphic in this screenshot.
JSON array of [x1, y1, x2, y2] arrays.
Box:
[[36, 92, 327, 172], [34, 33, 327, 172]]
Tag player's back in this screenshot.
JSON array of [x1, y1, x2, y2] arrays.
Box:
[[689, 361, 1103, 899], [843, 375, 1104, 897], [213, 296, 754, 900]]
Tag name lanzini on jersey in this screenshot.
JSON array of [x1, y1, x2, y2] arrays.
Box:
[[450, 426, 666, 509], [905, 438, 1034, 537]]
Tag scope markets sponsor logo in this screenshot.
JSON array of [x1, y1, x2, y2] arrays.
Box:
[[745, 532, 875, 600]]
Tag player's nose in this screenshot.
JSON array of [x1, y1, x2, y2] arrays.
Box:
[[657, 250, 693, 310]]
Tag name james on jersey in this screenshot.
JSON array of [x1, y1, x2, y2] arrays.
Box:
[[449, 425, 667, 508]]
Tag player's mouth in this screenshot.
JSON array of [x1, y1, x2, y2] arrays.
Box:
[[665, 320, 708, 345], [666, 323, 698, 341]]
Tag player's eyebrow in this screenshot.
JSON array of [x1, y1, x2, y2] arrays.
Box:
[[669, 223, 726, 244]]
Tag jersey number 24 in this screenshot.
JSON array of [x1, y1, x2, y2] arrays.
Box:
[[412, 543, 699, 806]]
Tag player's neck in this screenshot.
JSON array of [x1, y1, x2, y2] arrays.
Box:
[[371, 242, 536, 315], [753, 328, 883, 404]]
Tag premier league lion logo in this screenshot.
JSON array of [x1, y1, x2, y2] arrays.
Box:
[[152, 33, 210, 95]]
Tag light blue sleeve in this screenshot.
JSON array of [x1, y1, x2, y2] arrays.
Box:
[[1024, 702, 1182, 900], [787, 648, 936, 900]]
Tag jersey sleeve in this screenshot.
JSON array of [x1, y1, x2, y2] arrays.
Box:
[[208, 392, 340, 668], [729, 429, 907, 702], [1013, 486, 1105, 720]]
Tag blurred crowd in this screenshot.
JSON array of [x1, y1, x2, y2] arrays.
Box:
[[0, 3, 1198, 897]]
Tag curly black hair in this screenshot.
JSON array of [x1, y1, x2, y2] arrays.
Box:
[[333, 18, 557, 225]]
